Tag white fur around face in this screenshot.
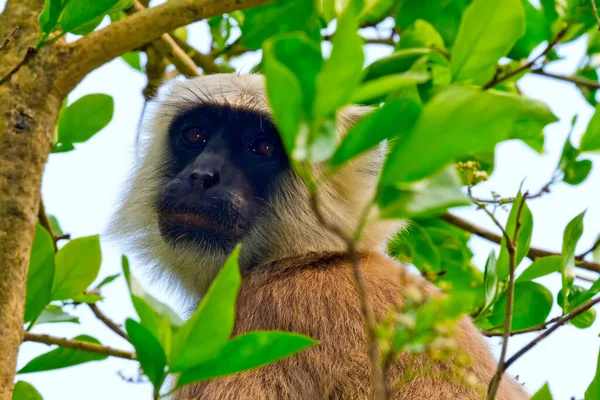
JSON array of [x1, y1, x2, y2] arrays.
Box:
[[109, 74, 401, 298]]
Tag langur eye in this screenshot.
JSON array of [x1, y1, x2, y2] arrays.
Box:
[[181, 126, 208, 146], [246, 137, 276, 157]]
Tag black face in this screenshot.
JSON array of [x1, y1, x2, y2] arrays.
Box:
[[157, 104, 288, 251]]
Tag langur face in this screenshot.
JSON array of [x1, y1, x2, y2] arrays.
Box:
[[156, 104, 289, 252]]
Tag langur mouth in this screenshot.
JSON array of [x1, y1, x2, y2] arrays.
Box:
[[159, 211, 232, 231]]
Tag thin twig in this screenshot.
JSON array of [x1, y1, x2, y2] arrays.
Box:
[[474, 203, 512, 246], [0, 26, 19, 51], [581, 236, 600, 259], [504, 296, 600, 369], [0, 47, 36, 86], [483, 25, 569, 90], [439, 213, 600, 274], [88, 304, 129, 341], [23, 332, 137, 360], [486, 194, 526, 399], [531, 69, 600, 89], [592, 0, 600, 31], [322, 33, 396, 46], [171, 35, 221, 74], [308, 191, 386, 400], [470, 177, 555, 205], [38, 200, 58, 252], [130, 1, 200, 77], [482, 316, 562, 337]]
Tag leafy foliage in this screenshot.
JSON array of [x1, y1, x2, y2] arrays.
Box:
[[18, 0, 600, 398]]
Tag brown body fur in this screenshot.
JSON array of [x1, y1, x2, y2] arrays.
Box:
[[111, 74, 528, 399], [176, 252, 527, 400]]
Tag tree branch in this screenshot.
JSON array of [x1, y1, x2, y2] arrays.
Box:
[[152, 34, 200, 77], [129, 1, 200, 78], [440, 213, 600, 274], [171, 35, 221, 74], [22, 332, 137, 360], [0, 47, 36, 86], [88, 304, 129, 341], [483, 25, 569, 90], [531, 69, 600, 89], [504, 296, 600, 369], [63, 0, 274, 90]]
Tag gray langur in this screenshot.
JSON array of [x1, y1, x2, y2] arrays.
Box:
[[111, 74, 528, 399]]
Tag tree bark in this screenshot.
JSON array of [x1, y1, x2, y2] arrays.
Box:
[[0, 2, 64, 398], [0, 1, 273, 397]]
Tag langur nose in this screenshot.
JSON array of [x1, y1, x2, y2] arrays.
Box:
[[189, 169, 220, 190]]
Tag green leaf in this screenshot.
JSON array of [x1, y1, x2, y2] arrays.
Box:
[[377, 166, 470, 219], [121, 256, 183, 330], [399, 19, 446, 50], [516, 255, 562, 282], [483, 251, 499, 312], [48, 216, 63, 236], [58, 0, 119, 33], [314, 1, 364, 117], [531, 383, 553, 400], [71, 293, 104, 304], [170, 246, 242, 371], [451, 0, 526, 84], [497, 192, 533, 280], [18, 335, 107, 374], [51, 236, 102, 301], [379, 85, 556, 185], [509, 0, 552, 60], [571, 307, 596, 329], [559, 131, 593, 185], [581, 104, 600, 152], [56, 94, 114, 149], [39, 0, 63, 35], [394, 292, 478, 351], [240, 0, 319, 50], [561, 211, 586, 312], [125, 319, 167, 387], [330, 95, 421, 167], [396, 0, 470, 46], [12, 381, 43, 400], [585, 348, 600, 400], [94, 273, 120, 290], [177, 331, 317, 386], [487, 281, 553, 330], [208, 15, 233, 50], [24, 224, 55, 323], [121, 52, 143, 71], [35, 305, 79, 325], [363, 48, 432, 81], [351, 72, 430, 104], [388, 224, 441, 271], [358, 0, 395, 24], [263, 34, 322, 156]]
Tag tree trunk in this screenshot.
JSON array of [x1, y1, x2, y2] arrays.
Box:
[[0, 1, 63, 397]]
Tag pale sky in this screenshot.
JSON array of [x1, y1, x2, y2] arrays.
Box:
[[5, 5, 600, 400]]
